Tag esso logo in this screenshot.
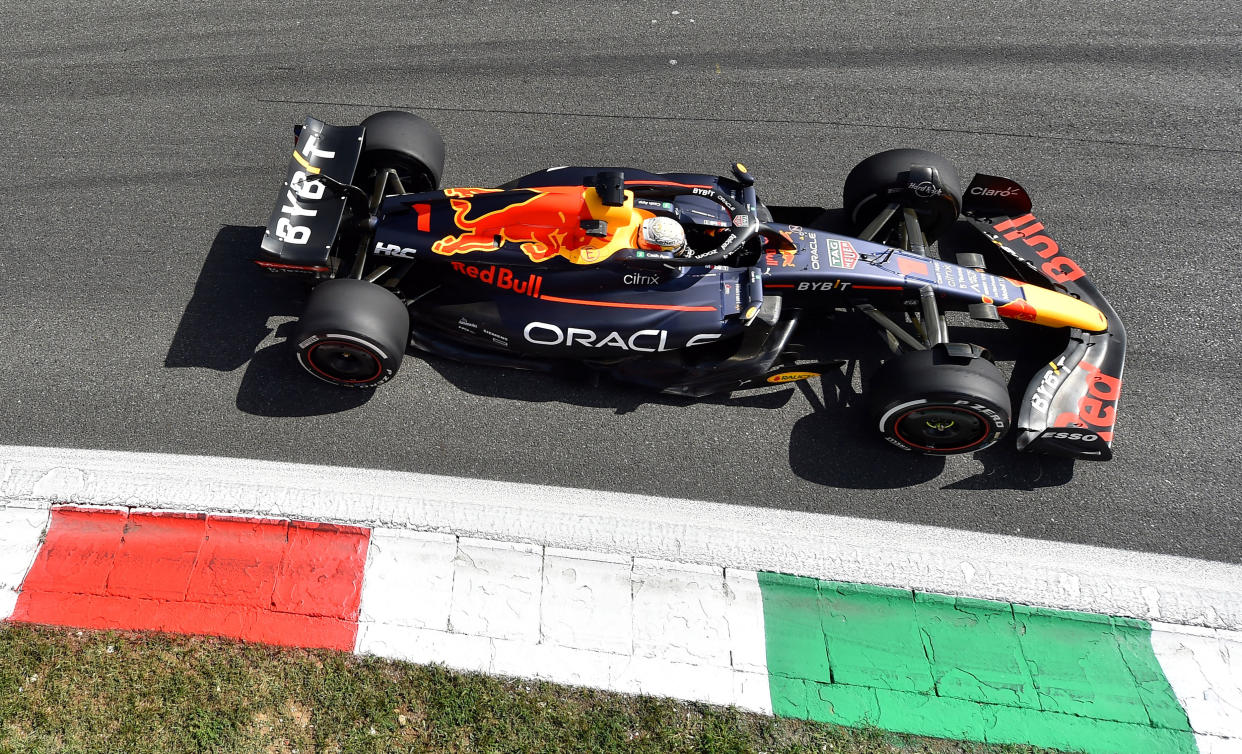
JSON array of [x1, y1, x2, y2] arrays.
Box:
[[1042, 431, 1099, 442]]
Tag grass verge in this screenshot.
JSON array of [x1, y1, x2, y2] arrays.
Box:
[[0, 623, 1068, 754]]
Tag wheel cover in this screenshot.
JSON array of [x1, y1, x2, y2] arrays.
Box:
[[306, 340, 383, 383], [893, 404, 991, 452]]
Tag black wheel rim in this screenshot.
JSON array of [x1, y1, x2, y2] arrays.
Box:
[[894, 404, 990, 452], [364, 154, 434, 195], [389, 158, 423, 192], [306, 340, 382, 383]]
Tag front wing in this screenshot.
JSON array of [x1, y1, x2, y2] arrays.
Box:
[[964, 175, 1126, 460]]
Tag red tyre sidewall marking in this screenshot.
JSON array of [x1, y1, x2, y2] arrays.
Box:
[[305, 338, 384, 384]]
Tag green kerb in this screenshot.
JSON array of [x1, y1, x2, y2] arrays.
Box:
[[757, 573, 1197, 754]]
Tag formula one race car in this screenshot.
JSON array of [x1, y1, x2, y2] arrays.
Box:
[[256, 111, 1125, 459]]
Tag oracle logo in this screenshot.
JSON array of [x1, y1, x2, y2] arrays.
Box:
[[522, 322, 720, 352]]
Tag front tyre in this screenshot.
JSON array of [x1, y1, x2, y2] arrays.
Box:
[[868, 345, 1011, 454], [294, 279, 410, 388], [843, 148, 962, 242]]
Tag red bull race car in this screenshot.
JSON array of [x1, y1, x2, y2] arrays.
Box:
[[256, 111, 1125, 459]]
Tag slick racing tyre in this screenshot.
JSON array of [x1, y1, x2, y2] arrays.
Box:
[[868, 345, 1011, 455], [356, 110, 446, 194], [294, 279, 410, 388], [843, 148, 962, 242]]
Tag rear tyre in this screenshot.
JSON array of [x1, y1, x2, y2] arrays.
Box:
[[294, 279, 410, 388], [356, 110, 446, 194], [868, 345, 1011, 454], [843, 148, 962, 242]]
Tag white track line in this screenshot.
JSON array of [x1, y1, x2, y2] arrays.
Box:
[[3, 445, 1241, 629]]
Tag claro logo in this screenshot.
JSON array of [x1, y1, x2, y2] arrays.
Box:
[[523, 322, 720, 352], [970, 185, 1023, 198]]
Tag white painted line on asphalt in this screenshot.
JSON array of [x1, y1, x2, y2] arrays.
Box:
[[4, 445, 1242, 629], [1150, 622, 1242, 742]]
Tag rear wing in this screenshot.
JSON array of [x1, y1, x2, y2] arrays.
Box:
[[963, 174, 1126, 460], [258, 116, 364, 268]]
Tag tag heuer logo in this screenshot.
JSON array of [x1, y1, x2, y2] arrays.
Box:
[[827, 239, 859, 269]]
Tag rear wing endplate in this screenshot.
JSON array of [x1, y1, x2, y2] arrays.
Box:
[[259, 117, 364, 265]]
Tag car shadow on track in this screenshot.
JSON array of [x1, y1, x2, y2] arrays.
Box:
[[417, 352, 800, 414], [785, 316, 1077, 490], [165, 225, 373, 417], [786, 365, 1075, 490], [417, 339, 951, 490], [786, 365, 947, 488]]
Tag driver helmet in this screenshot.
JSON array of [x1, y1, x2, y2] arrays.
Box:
[[636, 216, 688, 255]]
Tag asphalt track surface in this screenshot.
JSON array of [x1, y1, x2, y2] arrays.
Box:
[[1, 1, 1238, 562]]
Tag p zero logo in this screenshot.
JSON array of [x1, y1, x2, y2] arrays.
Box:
[[450, 261, 543, 297], [993, 214, 1084, 284]]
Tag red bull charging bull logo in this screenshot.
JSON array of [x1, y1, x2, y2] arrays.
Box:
[[430, 187, 599, 263]]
